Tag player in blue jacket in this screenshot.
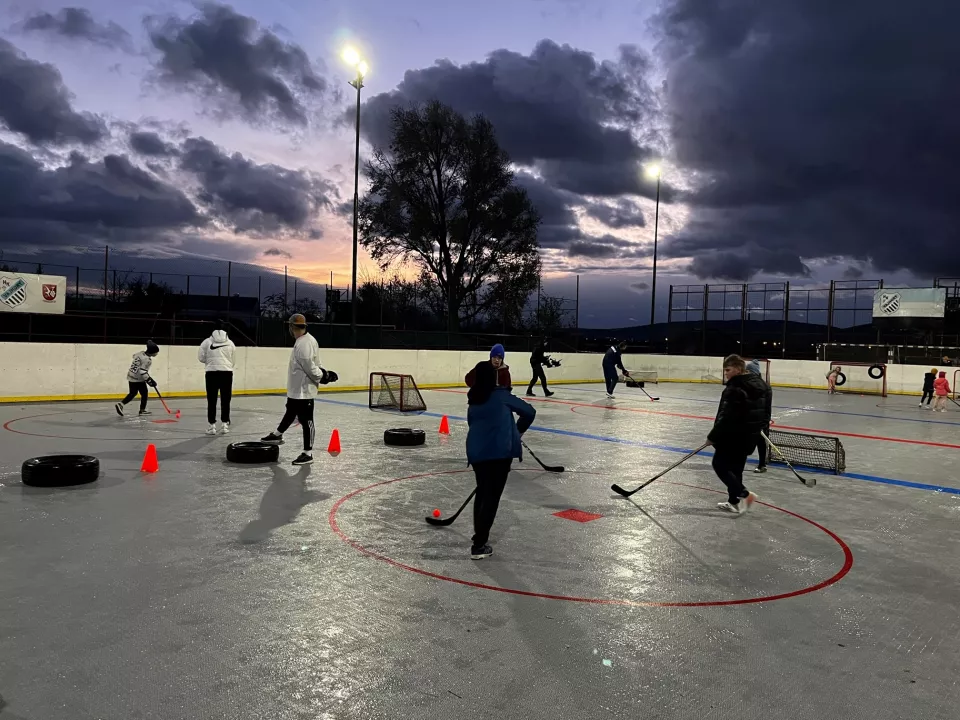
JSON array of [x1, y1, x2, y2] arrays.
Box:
[[465, 361, 536, 560], [602, 341, 630, 398]]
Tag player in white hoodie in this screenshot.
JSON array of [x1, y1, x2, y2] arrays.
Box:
[[115, 340, 160, 416], [198, 321, 237, 435], [260, 314, 338, 465]]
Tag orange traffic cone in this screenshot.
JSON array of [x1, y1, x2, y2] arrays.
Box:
[[140, 444, 159, 473], [327, 429, 341, 455], [438, 415, 450, 434]]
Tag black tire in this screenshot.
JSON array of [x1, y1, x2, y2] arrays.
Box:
[[384, 428, 426, 447], [226, 442, 280, 464], [21, 455, 99, 487], [835, 372, 847, 386], [868, 364, 885, 379]]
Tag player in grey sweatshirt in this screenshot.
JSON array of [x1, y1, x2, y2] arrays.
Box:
[[116, 340, 160, 416]]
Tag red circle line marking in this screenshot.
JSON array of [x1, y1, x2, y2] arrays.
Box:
[[329, 469, 854, 608], [433, 388, 960, 450]]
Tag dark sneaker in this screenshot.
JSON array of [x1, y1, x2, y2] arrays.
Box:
[[471, 544, 493, 560], [544, 390, 555, 397], [525, 391, 535, 397], [292, 452, 313, 466], [115, 402, 124, 416], [138, 409, 151, 416], [261, 432, 284, 444]]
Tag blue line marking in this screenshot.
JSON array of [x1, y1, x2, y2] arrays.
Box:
[[556, 384, 960, 427], [315, 396, 960, 496]]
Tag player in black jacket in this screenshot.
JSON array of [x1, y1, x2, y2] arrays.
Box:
[[525, 339, 555, 397], [746, 359, 773, 473], [706, 354, 765, 514]]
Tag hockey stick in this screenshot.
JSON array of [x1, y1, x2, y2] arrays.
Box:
[[611, 443, 709, 497], [639, 385, 660, 402], [520, 439, 564, 473], [425, 488, 476, 526], [760, 431, 816, 487], [152, 386, 179, 416]]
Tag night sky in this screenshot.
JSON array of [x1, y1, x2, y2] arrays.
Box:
[[1, 0, 955, 327]]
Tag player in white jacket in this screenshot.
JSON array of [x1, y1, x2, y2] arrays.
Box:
[[115, 340, 160, 416], [198, 322, 236, 435], [260, 314, 337, 465]]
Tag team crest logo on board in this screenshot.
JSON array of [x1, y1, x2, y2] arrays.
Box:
[[42, 284, 58, 302], [0, 276, 27, 309], [879, 292, 901, 315]]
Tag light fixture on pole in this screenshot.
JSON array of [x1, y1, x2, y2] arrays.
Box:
[[645, 163, 662, 330], [342, 46, 368, 346]]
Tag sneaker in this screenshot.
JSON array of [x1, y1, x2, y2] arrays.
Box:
[[754, 466, 767, 474], [261, 432, 284, 444], [221, 422, 230, 435], [743, 491, 758, 512], [525, 391, 535, 397], [138, 410, 151, 416], [606, 393, 615, 399], [717, 501, 742, 514], [292, 452, 313, 466], [545, 391, 555, 397], [205, 424, 218, 436], [471, 544, 493, 560], [115, 402, 124, 417]]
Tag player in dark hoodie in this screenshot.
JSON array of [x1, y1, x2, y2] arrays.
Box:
[[706, 354, 766, 514], [526, 338, 554, 397], [746, 359, 773, 473], [920, 368, 937, 409]]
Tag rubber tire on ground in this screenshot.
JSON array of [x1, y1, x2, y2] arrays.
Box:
[[21, 455, 99, 487], [835, 372, 847, 386], [384, 428, 426, 447], [226, 442, 280, 464], [868, 364, 885, 379]]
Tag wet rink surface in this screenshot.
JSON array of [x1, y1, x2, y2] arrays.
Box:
[[1, 382, 958, 719]]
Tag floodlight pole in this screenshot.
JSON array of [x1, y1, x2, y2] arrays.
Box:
[[349, 72, 364, 346], [649, 171, 661, 330]]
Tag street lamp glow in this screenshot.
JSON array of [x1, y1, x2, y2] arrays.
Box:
[[645, 164, 661, 179], [357, 60, 368, 77], [342, 46, 360, 67]]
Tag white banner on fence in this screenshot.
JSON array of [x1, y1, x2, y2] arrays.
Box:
[[872, 288, 946, 318], [0, 272, 67, 315]]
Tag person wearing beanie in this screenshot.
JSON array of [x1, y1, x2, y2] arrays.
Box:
[[745, 359, 773, 474], [920, 368, 937, 409], [526, 338, 555, 397], [465, 360, 536, 560], [932, 371, 951, 412], [115, 340, 160, 416], [198, 320, 236, 435], [261, 314, 337, 465], [464, 344, 512, 389]]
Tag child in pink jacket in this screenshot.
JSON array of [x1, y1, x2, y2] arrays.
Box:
[[932, 371, 951, 412]]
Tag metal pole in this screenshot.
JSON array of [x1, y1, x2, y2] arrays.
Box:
[[103, 246, 109, 341], [575, 275, 580, 331], [740, 283, 747, 352], [350, 73, 364, 346], [226, 261, 232, 321], [702, 284, 709, 356], [284, 265, 288, 315], [827, 279, 835, 343], [783, 281, 790, 357], [75, 266, 79, 299], [649, 173, 661, 328]]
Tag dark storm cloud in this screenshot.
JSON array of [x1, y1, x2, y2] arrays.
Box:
[[569, 235, 648, 260], [0, 38, 105, 145], [263, 247, 292, 259], [21, 7, 133, 52], [0, 139, 203, 249], [585, 199, 645, 229], [360, 40, 663, 202], [179, 136, 335, 234], [145, 3, 327, 126], [655, 0, 960, 280], [130, 130, 180, 157]]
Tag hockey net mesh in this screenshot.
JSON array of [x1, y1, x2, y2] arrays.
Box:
[[369, 373, 427, 412], [953, 369, 959, 400], [767, 429, 845, 474], [830, 361, 887, 397]]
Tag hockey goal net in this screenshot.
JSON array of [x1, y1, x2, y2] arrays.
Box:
[[369, 372, 427, 412], [829, 361, 887, 397], [953, 369, 960, 400], [767, 429, 845, 474]]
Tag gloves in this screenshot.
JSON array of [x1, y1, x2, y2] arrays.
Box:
[[319, 369, 339, 385], [146, 377, 157, 388]]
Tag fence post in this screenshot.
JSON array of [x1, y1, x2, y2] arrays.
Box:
[[75, 266, 79, 299], [226, 261, 232, 321], [103, 245, 109, 342], [826, 280, 835, 343], [284, 266, 288, 314], [782, 282, 790, 357], [217, 276, 222, 297], [702, 284, 709, 356], [186, 275, 190, 295], [740, 283, 747, 351]]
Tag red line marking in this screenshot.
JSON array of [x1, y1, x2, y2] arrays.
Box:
[[329, 469, 854, 608], [435, 388, 960, 450]]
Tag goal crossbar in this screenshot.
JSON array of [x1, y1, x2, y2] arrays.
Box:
[[369, 372, 427, 413]]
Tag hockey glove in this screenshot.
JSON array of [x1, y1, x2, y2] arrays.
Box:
[[146, 377, 157, 388]]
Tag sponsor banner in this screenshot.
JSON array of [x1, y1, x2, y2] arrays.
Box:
[[0, 272, 67, 315], [872, 288, 946, 319]]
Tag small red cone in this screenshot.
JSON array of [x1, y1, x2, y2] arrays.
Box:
[[140, 444, 159, 473], [175, 410, 181, 419], [439, 415, 450, 434], [327, 429, 341, 455]]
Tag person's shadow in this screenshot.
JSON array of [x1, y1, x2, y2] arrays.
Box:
[[238, 464, 328, 545]]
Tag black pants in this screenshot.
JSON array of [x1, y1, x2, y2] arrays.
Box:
[[755, 428, 768, 468], [921, 390, 933, 405], [712, 443, 751, 504], [527, 362, 548, 394], [277, 398, 315, 451], [205, 371, 233, 424], [472, 458, 512, 547], [604, 371, 619, 395], [121, 381, 149, 412]]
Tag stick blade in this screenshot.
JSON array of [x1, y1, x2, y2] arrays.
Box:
[[425, 515, 456, 527], [543, 464, 565, 473], [610, 483, 633, 497]]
